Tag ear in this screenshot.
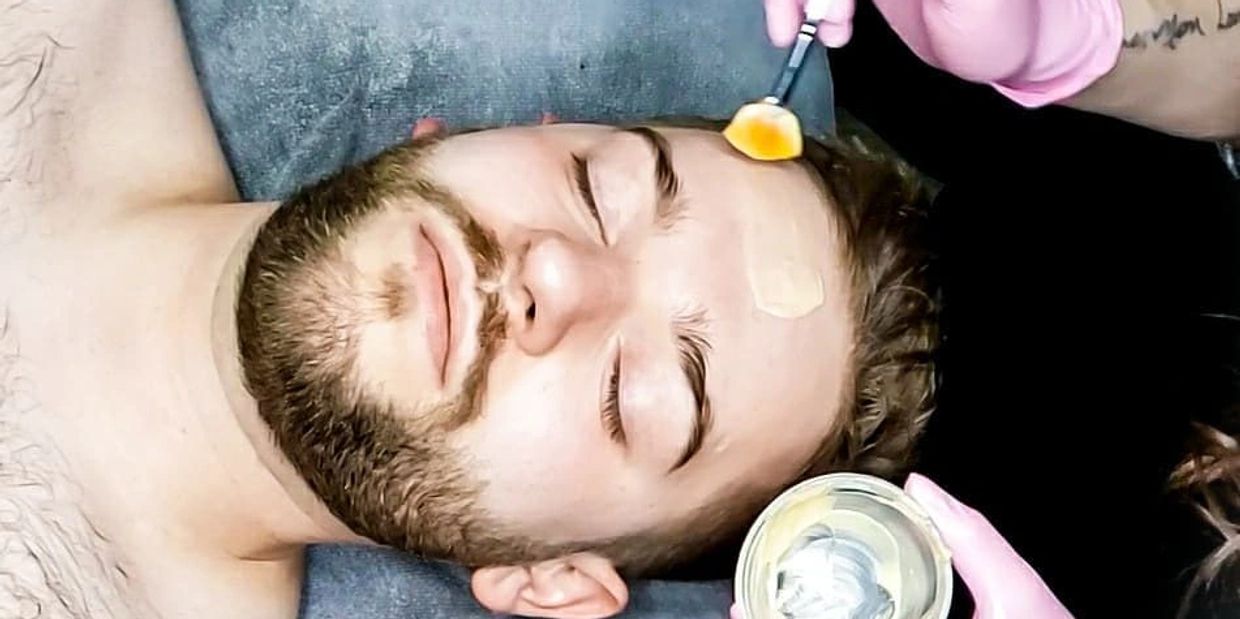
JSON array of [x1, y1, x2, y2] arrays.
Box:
[[470, 553, 629, 619], [410, 117, 445, 139]]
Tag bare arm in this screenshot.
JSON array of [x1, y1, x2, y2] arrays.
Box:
[[1, 0, 236, 228], [1067, 0, 1240, 141]]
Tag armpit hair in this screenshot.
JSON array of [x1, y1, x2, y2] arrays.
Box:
[[0, 0, 75, 236], [0, 311, 143, 618]]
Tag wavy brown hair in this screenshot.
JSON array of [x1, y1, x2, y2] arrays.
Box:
[[1173, 418, 1240, 617], [793, 125, 940, 482]]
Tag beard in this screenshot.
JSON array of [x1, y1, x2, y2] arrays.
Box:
[[233, 138, 517, 561]]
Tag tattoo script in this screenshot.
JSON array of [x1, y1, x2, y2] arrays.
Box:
[[1122, 14, 1206, 49]]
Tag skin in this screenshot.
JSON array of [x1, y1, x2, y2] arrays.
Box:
[[1066, 0, 1240, 141], [411, 125, 853, 546], [0, 1, 854, 617]]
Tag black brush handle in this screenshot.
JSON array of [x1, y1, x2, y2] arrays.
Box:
[[768, 20, 820, 105]]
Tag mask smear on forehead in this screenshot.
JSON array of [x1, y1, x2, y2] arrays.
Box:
[[742, 204, 824, 319]]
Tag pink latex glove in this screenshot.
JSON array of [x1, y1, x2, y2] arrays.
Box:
[[729, 473, 1072, 619], [764, 0, 1125, 107], [904, 473, 1072, 618]]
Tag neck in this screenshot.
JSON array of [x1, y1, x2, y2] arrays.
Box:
[[53, 202, 360, 566], [204, 202, 363, 555]]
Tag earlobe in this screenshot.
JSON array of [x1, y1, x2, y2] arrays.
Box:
[[470, 564, 530, 613], [471, 554, 629, 619]]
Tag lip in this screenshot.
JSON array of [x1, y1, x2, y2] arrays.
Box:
[[412, 224, 450, 386], [414, 221, 475, 388]]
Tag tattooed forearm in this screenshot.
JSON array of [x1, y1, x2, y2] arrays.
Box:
[[1122, 14, 1206, 49], [1071, 0, 1240, 139], [1122, 1, 1240, 50]]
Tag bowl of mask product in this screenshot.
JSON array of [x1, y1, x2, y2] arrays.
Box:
[[734, 473, 953, 619]]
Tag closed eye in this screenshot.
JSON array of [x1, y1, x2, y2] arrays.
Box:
[[602, 352, 626, 445], [572, 154, 608, 244]]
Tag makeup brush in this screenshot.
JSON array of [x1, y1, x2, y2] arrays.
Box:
[[724, 0, 831, 161]]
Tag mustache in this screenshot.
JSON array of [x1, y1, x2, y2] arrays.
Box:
[[442, 291, 507, 431], [417, 183, 508, 432]]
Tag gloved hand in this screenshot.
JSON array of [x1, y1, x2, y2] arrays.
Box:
[[764, 0, 1125, 107], [729, 473, 1072, 619], [904, 473, 1072, 618]]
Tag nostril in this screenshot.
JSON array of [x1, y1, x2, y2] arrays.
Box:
[[525, 302, 537, 323]]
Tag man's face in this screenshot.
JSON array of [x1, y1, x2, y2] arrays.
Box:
[[333, 124, 854, 548]]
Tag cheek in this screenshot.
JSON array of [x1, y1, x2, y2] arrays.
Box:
[[449, 352, 659, 539], [355, 319, 440, 408], [454, 352, 607, 488], [426, 143, 567, 241]]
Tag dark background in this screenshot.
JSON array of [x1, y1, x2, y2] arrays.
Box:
[[829, 3, 1239, 617]]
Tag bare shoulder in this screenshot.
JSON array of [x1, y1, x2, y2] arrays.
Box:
[[0, 315, 149, 618], [0, 0, 236, 236]]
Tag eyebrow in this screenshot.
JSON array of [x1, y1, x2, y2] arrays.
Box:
[[620, 127, 686, 230], [670, 308, 713, 472]]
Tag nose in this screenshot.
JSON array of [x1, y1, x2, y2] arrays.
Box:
[[506, 230, 624, 355]]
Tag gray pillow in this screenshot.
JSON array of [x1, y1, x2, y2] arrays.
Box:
[[177, 0, 834, 200], [302, 545, 734, 619]]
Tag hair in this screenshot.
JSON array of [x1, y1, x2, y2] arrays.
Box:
[[792, 128, 940, 482], [235, 122, 941, 576], [1172, 417, 1240, 616]]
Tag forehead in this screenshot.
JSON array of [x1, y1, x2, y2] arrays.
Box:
[[433, 124, 854, 484]]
